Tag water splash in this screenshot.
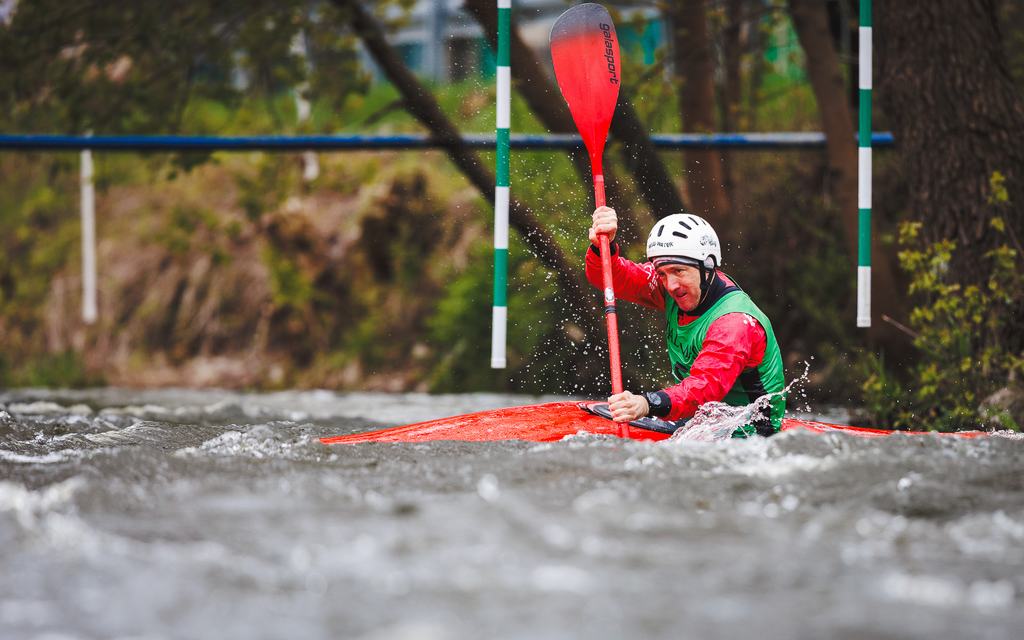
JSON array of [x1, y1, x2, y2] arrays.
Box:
[[669, 400, 756, 442], [671, 361, 813, 442]]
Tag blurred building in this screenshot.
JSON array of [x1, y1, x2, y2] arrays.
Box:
[[0, 0, 17, 25], [363, 0, 664, 83]]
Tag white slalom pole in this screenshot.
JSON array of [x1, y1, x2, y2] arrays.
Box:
[[856, 0, 872, 328], [491, 0, 511, 368], [80, 147, 97, 324], [291, 30, 320, 182]]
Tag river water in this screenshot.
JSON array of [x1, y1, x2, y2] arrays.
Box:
[[2, 388, 1022, 640]]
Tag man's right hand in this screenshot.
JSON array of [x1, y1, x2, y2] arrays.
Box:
[[589, 206, 617, 245], [608, 391, 649, 422]]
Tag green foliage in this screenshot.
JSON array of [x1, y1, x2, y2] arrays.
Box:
[[263, 245, 315, 310], [861, 191, 1024, 431], [1002, 2, 1024, 86], [234, 155, 295, 221], [424, 248, 498, 390], [0, 0, 373, 135], [425, 241, 560, 392], [2, 351, 102, 388], [158, 204, 220, 255], [0, 159, 79, 347]]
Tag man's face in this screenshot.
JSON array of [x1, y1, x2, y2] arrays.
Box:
[[656, 263, 702, 311]]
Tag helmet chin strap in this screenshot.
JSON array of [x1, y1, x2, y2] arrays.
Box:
[[696, 258, 718, 306]]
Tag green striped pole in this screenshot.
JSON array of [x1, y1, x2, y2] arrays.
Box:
[[491, 0, 511, 368], [857, 0, 872, 328]]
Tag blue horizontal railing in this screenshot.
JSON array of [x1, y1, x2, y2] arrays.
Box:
[[0, 132, 895, 151]]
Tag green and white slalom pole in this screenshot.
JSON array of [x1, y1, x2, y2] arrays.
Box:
[[857, 0, 872, 328], [491, 0, 511, 368]]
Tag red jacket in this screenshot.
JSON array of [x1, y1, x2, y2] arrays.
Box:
[[585, 244, 767, 421]]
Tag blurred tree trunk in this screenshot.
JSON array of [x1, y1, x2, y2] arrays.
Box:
[[877, 0, 1024, 256], [720, 0, 745, 133], [667, 0, 733, 224], [788, 0, 904, 340], [463, 0, 683, 238], [611, 95, 687, 223], [877, 0, 1024, 347], [788, 0, 858, 252], [745, 4, 767, 130], [718, 0, 747, 200]]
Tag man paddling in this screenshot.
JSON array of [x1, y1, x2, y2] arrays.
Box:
[[586, 207, 785, 437]]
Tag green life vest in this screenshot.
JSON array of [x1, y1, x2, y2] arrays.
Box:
[[664, 288, 786, 437]]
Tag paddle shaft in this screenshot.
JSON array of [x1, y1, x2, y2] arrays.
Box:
[[591, 164, 623, 396], [591, 157, 628, 438]]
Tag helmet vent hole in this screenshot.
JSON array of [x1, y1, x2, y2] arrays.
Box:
[[672, 231, 689, 239], [678, 219, 693, 231], [656, 224, 665, 237], [687, 215, 700, 227]]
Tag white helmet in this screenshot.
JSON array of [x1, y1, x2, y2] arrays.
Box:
[[646, 214, 722, 269]]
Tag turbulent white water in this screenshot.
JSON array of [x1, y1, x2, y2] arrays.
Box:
[[1, 388, 1022, 640]]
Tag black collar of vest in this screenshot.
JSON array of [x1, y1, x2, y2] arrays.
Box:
[[682, 270, 740, 317]]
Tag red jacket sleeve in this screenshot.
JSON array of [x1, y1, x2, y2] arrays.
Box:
[[584, 243, 665, 310], [662, 312, 768, 421]]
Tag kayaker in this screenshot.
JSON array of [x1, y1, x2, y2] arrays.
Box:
[[586, 207, 785, 437]]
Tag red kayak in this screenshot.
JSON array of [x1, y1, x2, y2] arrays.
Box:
[[320, 401, 983, 444]]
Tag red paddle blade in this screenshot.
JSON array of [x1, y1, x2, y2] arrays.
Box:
[[550, 3, 621, 162]]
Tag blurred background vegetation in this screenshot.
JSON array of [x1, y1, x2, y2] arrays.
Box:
[[1, 0, 1022, 430]]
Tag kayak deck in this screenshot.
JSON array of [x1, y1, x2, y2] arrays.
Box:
[[320, 401, 979, 445]]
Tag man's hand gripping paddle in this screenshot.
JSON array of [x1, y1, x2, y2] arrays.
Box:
[[550, 3, 628, 435]]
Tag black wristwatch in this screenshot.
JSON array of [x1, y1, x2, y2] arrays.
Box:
[[643, 391, 671, 418]]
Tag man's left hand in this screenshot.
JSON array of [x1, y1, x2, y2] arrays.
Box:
[[608, 391, 649, 422]]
